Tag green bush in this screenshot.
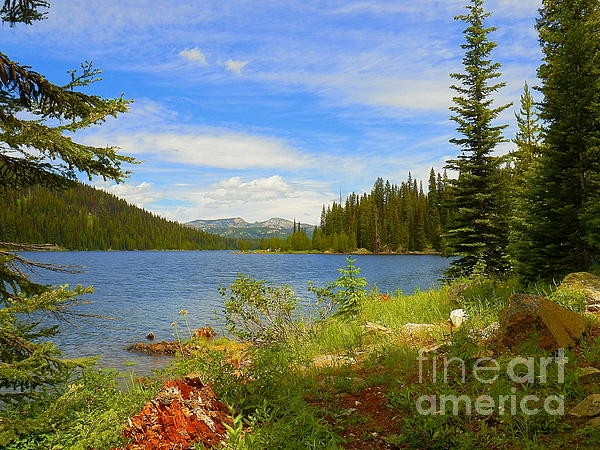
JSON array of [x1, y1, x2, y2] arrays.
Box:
[[219, 275, 309, 346]]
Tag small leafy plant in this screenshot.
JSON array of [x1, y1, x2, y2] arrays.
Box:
[[219, 275, 306, 346]]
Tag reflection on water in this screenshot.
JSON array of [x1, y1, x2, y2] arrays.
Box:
[[20, 251, 450, 375]]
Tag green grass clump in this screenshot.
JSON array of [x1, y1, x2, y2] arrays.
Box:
[[359, 286, 455, 329]]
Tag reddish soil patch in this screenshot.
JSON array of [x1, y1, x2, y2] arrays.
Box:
[[122, 374, 232, 449], [313, 385, 403, 449]]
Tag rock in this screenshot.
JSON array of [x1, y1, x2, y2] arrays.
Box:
[[401, 323, 439, 337], [578, 366, 600, 380], [128, 341, 183, 355], [146, 332, 155, 340], [568, 394, 600, 418], [561, 272, 600, 304], [193, 326, 217, 338], [421, 344, 443, 354], [587, 304, 600, 312], [498, 294, 585, 351], [477, 322, 500, 341], [450, 309, 468, 329], [122, 375, 232, 449], [311, 354, 356, 368], [475, 349, 495, 358], [362, 322, 391, 334], [589, 417, 600, 427]]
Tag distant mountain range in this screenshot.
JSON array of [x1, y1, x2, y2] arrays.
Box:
[[185, 217, 315, 240]]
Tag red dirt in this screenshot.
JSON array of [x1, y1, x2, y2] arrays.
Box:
[[122, 374, 232, 449], [312, 384, 403, 449]]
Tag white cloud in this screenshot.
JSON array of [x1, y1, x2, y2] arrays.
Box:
[[179, 47, 207, 64], [330, 1, 463, 16], [93, 181, 164, 208], [225, 59, 248, 75], [83, 129, 313, 170], [206, 175, 294, 202]]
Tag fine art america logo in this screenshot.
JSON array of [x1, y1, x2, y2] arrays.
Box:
[[415, 349, 567, 416]]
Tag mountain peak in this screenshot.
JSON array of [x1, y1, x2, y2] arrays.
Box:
[[185, 217, 315, 240]]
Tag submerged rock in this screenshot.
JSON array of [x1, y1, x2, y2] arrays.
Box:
[[128, 341, 183, 355], [498, 294, 585, 351], [193, 326, 217, 338], [122, 374, 232, 449], [561, 272, 600, 304]]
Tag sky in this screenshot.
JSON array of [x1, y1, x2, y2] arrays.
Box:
[[1, 0, 543, 224]]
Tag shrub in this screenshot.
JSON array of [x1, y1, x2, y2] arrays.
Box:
[[219, 275, 307, 346]]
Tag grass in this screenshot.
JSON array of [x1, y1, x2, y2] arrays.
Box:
[[3, 274, 600, 449], [360, 285, 456, 328]]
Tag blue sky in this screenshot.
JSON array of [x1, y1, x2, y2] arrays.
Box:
[[2, 0, 542, 223]]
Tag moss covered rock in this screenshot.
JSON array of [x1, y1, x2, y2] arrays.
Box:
[[498, 294, 585, 351], [561, 272, 600, 304]]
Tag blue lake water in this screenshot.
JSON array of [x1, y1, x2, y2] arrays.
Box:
[[19, 251, 451, 375]]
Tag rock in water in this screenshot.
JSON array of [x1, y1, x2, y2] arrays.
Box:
[[498, 294, 585, 351], [128, 341, 182, 355], [146, 332, 155, 340], [193, 326, 217, 338], [561, 272, 600, 304]]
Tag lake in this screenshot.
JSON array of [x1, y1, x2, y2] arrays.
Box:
[[20, 251, 451, 375]]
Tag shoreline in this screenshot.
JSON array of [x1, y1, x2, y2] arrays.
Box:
[[5, 247, 443, 255], [234, 250, 443, 256]]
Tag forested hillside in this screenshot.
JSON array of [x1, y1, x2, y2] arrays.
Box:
[[0, 184, 237, 250]]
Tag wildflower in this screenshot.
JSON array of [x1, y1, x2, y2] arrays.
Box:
[[179, 310, 189, 315]]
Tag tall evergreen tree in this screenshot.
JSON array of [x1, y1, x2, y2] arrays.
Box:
[[514, 0, 600, 281], [507, 83, 543, 268], [427, 168, 443, 250], [0, 0, 133, 419], [444, 0, 511, 277]]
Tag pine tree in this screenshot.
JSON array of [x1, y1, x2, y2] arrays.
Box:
[[507, 83, 542, 269], [427, 168, 443, 250], [0, 0, 133, 415], [513, 0, 600, 281], [444, 0, 511, 277]]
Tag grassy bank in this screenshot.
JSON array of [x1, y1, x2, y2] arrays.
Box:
[[3, 274, 600, 449]]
